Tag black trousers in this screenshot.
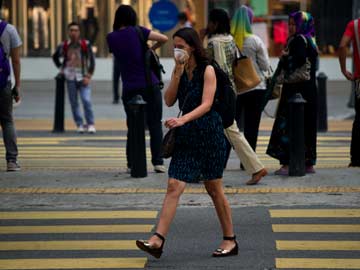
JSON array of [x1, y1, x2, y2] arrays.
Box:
[[122, 85, 164, 168], [351, 96, 360, 165], [235, 89, 265, 151]]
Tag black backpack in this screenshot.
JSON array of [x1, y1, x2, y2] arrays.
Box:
[[202, 60, 236, 129], [135, 26, 165, 89]]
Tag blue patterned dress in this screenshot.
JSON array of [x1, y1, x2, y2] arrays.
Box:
[[168, 66, 227, 183]]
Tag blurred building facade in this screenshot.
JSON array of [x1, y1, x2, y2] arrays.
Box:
[[1, 0, 356, 58]]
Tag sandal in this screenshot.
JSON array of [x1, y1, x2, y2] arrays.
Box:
[[212, 235, 238, 257], [136, 232, 165, 259]]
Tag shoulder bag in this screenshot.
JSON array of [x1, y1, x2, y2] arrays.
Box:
[[162, 90, 190, 158], [276, 35, 311, 84], [233, 46, 261, 94]]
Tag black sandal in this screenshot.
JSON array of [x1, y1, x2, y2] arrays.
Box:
[[136, 232, 165, 259], [212, 235, 238, 257]]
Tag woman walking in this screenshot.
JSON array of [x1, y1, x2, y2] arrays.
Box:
[[267, 11, 318, 175], [136, 28, 238, 258], [107, 5, 168, 173], [231, 5, 271, 152], [204, 8, 267, 185]]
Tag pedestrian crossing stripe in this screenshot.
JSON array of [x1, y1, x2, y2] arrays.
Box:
[[0, 224, 154, 234], [270, 209, 360, 218], [271, 209, 360, 269], [276, 240, 360, 250], [276, 258, 360, 269], [272, 224, 360, 233], [1, 187, 359, 195], [0, 240, 140, 250], [0, 211, 158, 219], [0, 258, 147, 269]]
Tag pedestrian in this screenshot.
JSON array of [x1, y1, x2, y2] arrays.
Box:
[[204, 8, 267, 185], [231, 5, 271, 152], [52, 22, 96, 134], [266, 11, 318, 175], [112, 55, 121, 104], [177, 12, 192, 28], [0, 17, 22, 171], [107, 5, 168, 173], [338, 18, 360, 167], [136, 27, 237, 258]]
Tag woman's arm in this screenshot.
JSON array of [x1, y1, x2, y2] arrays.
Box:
[[164, 65, 183, 107], [256, 38, 270, 71], [148, 31, 168, 50], [165, 65, 216, 129]]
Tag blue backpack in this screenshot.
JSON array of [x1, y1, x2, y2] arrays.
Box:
[[0, 21, 10, 89]]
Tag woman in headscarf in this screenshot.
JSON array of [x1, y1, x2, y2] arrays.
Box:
[[231, 5, 270, 154], [266, 11, 319, 175]]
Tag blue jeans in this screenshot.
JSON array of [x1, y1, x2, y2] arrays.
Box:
[[66, 80, 95, 127], [0, 83, 18, 162]]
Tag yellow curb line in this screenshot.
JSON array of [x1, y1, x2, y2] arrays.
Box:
[[0, 186, 359, 194]]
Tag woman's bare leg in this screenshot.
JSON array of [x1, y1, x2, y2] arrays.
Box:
[[147, 178, 186, 247], [204, 178, 235, 251]]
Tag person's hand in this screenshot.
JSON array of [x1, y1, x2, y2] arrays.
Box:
[[83, 75, 91, 86], [12, 86, 20, 103], [165, 117, 185, 129], [173, 57, 187, 79], [341, 69, 354, 81]]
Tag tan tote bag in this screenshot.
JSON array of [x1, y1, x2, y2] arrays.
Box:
[[233, 47, 261, 94]]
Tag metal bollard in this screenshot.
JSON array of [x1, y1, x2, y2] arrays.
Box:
[[317, 72, 328, 132], [288, 93, 306, 176], [127, 95, 147, 178], [52, 73, 65, 133]]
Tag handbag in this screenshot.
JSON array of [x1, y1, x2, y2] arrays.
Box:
[[233, 47, 261, 94], [276, 35, 311, 84], [162, 91, 190, 159]]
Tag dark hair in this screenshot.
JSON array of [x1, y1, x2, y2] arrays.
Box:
[[113, 5, 137, 31], [173, 28, 208, 67], [68, 22, 80, 29], [208, 8, 230, 35], [177, 12, 188, 22]]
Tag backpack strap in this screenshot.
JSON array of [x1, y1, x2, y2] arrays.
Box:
[[62, 40, 69, 55], [80, 39, 88, 55], [0, 21, 8, 38], [354, 19, 360, 60], [134, 26, 152, 87]]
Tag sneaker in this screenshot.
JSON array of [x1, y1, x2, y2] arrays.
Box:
[[274, 166, 289, 176], [77, 125, 85, 133], [154, 165, 166, 173], [87, 125, 96, 134], [7, 161, 21, 172]]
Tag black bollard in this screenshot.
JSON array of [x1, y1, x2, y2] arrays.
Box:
[[317, 72, 328, 132], [289, 93, 306, 176], [127, 95, 147, 178], [52, 73, 65, 133]]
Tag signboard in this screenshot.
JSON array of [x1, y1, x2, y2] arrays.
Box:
[[149, 1, 179, 32]]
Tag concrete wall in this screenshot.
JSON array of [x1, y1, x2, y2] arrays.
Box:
[[19, 57, 352, 81]]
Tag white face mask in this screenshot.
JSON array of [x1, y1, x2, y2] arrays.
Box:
[[174, 48, 188, 61]]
